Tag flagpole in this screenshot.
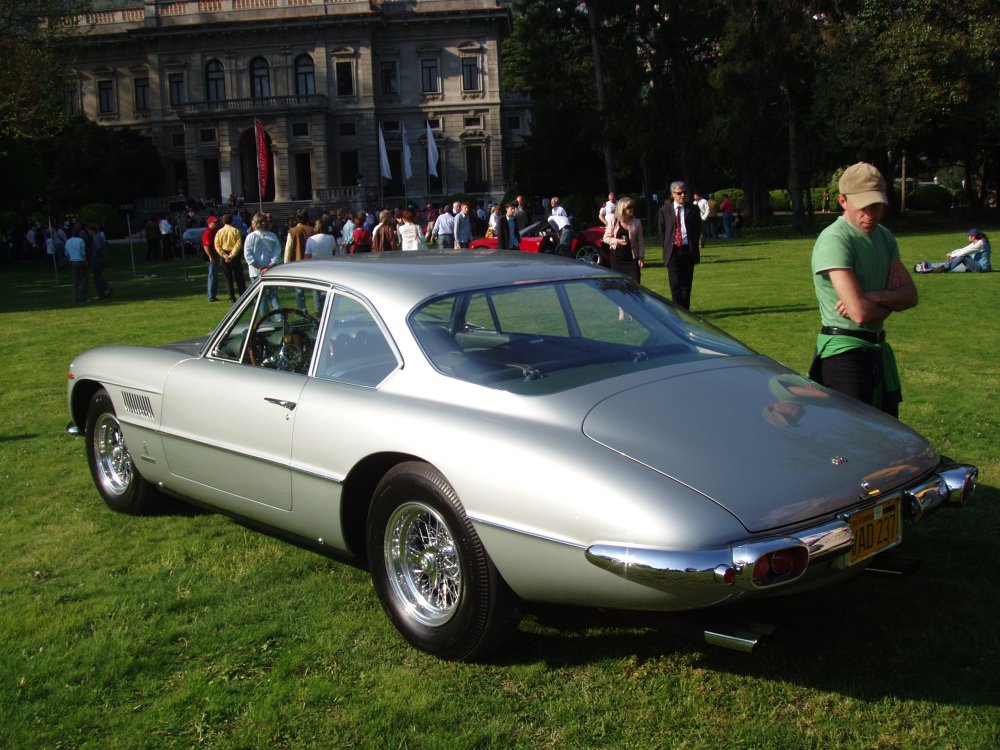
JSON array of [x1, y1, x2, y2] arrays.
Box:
[[401, 122, 408, 209]]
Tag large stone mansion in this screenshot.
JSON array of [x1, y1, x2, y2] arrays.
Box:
[[66, 0, 530, 211]]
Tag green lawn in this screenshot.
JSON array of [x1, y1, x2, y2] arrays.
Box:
[[1, 225, 997, 749]]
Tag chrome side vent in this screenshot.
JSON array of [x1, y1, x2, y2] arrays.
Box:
[[121, 391, 154, 419]]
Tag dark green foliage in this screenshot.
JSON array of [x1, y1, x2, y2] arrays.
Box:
[[77, 202, 123, 237], [714, 188, 744, 210], [907, 184, 955, 211]]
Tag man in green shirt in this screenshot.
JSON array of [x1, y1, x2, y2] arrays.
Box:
[[809, 162, 918, 417]]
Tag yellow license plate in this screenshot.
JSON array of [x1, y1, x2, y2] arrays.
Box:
[[847, 497, 901, 565]]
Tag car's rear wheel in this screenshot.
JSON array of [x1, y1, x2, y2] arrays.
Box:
[[367, 461, 520, 661], [85, 388, 159, 514], [575, 243, 602, 265]]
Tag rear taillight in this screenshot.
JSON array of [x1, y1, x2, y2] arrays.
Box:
[[752, 547, 808, 586]]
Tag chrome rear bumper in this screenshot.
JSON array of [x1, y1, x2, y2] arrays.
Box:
[[586, 463, 978, 594]]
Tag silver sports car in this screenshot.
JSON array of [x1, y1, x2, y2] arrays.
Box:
[[67, 251, 977, 660]]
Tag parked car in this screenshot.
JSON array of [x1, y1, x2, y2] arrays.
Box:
[[181, 227, 204, 259], [66, 252, 977, 660], [469, 218, 607, 265]]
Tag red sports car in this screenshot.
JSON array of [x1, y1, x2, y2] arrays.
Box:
[[469, 219, 608, 265]]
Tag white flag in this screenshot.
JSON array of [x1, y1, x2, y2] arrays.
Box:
[[426, 120, 439, 178], [401, 122, 413, 181], [378, 124, 391, 180]]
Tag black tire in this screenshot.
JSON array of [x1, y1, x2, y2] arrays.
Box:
[[85, 388, 159, 514], [574, 243, 602, 265], [366, 461, 521, 661]]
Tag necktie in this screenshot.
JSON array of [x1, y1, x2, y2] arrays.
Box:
[[674, 206, 683, 247]]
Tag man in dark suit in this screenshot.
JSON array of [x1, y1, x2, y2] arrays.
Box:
[[498, 202, 521, 250], [657, 180, 702, 310]]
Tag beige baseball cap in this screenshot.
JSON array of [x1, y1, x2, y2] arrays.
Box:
[[838, 162, 888, 208]]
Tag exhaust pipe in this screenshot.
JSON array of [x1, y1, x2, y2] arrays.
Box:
[[703, 620, 777, 654], [659, 615, 777, 654]]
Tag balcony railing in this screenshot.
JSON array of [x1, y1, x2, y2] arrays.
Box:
[[183, 94, 328, 115]]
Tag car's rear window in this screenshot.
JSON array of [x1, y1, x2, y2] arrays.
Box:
[[410, 277, 753, 394]]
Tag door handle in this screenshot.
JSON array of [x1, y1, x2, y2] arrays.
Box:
[[264, 397, 296, 411]]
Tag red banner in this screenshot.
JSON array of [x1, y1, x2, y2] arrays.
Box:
[[255, 119, 268, 200]]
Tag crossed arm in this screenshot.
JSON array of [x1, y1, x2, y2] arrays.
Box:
[[828, 257, 918, 325]]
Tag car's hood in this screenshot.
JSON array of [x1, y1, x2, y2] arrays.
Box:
[[160, 336, 210, 356], [582, 362, 937, 532]]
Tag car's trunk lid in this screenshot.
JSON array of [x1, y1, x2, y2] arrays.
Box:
[[582, 361, 937, 532]]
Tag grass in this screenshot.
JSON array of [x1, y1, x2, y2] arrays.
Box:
[[1, 223, 998, 749]]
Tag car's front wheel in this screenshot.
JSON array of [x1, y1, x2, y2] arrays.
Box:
[[367, 461, 520, 661], [85, 388, 159, 514], [575, 243, 602, 265]]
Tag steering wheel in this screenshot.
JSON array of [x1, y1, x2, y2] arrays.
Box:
[[248, 307, 318, 371]]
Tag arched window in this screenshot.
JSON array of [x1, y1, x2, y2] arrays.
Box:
[[205, 60, 225, 102], [294, 54, 315, 96], [250, 57, 270, 99]]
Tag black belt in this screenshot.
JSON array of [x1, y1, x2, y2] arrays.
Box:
[[821, 326, 885, 344]]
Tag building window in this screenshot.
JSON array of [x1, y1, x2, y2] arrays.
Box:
[[427, 145, 442, 194], [461, 57, 480, 91], [506, 114, 521, 131], [382, 121, 399, 132], [338, 122, 356, 137], [294, 54, 315, 96], [134, 77, 149, 112], [250, 57, 270, 99], [292, 122, 309, 137], [200, 128, 217, 143], [380, 61, 398, 95], [335, 60, 354, 97], [339, 151, 360, 187], [420, 58, 439, 93], [205, 60, 225, 102], [465, 145, 486, 192], [426, 118, 440, 130], [171, 132, 185, 148], [168, 73, 185, 107], [97, 80, 116, 114], [464, 116, 483, 129], [65, 83, 79, 114]]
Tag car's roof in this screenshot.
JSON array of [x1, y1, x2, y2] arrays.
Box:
[[259, 250, 616, 309]]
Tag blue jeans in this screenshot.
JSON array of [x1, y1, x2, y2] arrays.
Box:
[[207, 257, 220, 300]]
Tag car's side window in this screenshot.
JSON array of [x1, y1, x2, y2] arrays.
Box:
[[211, 298, 257, 362], [212, 284, 324, 374], [316, 293, 397, 386]]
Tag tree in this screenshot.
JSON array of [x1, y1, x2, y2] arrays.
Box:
[[0, 1, 91, 145], [502, 1, 609, 199], [0, 116, 162, 215], [815, 0, 1000, 207]]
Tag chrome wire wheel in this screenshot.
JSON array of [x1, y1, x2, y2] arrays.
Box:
[[384, 501, 463, 627], [92, 412, 133, 496]]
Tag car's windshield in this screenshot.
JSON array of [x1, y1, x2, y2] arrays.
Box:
[[410, 276, 753, 394]]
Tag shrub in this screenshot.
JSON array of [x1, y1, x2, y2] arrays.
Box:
[[714, 188, 744, 210], [561, 193, 598, 225], [907, 184, 954, 211], [77, 203, 125, 238]]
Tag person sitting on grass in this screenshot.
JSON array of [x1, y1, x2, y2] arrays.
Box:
[[914, 229, 991, 273]]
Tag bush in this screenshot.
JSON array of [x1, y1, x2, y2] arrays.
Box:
[[907, 184, 954, 211], [561, 193, 598, 225], [77, 203, 125, 238], [714, 188, 744, 210], [769, 188, 837, 213], [770, 190, 790, 212]]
